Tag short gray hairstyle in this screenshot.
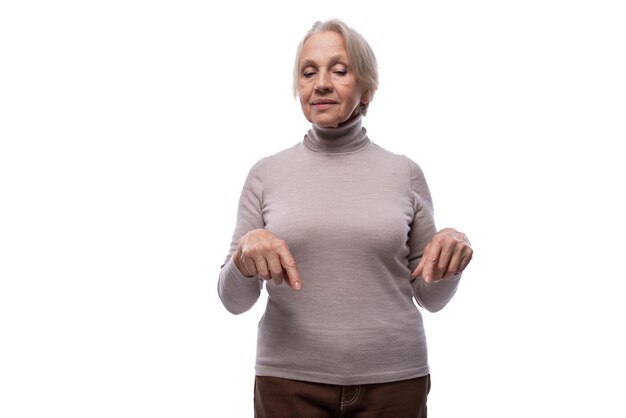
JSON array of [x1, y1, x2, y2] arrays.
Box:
[[292, 19, 379, 116]]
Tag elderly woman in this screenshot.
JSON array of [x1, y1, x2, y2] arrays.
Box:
[[218, 19, 473, 418]]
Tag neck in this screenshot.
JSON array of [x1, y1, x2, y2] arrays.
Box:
[[304, 114, 369, 154]]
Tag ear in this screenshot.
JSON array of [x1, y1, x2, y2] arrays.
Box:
[[360, 90, 371, 105]]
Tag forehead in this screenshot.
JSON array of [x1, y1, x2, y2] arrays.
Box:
[[299, 31, 349, 64]]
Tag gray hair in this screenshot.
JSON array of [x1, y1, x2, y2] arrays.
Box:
[[292, 19, 379, 116]]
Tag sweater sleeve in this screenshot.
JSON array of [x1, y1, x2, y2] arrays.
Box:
[[217, 158, 267, 315], [406, 157, 461, 313]]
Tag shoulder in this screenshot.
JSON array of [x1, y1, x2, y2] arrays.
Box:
[[368, 141, 432, 207], [369, 142, 426, 179], [268, 142, 302, 161], [405, 156, 427, 184], [246, 142, 303, 177]]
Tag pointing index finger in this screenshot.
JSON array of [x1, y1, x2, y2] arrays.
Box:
[[277, 245, 301, 290], [421, 241, 443, 283]]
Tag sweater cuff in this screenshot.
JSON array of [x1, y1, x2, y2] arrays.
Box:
[[217, 257, 263, 315], [412, 272, 462, 313]]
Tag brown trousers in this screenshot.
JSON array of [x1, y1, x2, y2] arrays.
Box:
[[254, 375, 430, 418]]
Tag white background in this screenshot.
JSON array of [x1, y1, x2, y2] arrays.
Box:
[[1, 1, 625, 417]]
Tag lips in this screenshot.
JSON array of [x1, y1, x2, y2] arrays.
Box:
[[312, 99, 337, 105]]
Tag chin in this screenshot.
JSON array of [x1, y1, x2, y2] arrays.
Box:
[[314, 121, 339, 128], [311, 115, 342, 128]]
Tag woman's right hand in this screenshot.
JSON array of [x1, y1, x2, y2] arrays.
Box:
[[233, 229, 302, 290]]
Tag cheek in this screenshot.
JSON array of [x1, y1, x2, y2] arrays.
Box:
[[297, 85, 310, 102], [341, 81, 361, 101], [299, 95, 309, 111]]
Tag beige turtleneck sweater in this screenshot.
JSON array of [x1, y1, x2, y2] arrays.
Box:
[[218, 115, 461, 385]]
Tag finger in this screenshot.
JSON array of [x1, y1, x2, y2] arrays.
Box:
[[412, 257, 425, 279], [442, 248, 463, 280], [271, 272, 285, 286], [458, 247, 474, 272], [240, 253, 258, 277], [422, 242, 443, 283], [421, 258, 438, 283], [265, 252, 284, 286], [462, 233, 471, 246], [411, 243, 429, 278], [440, 239, 467, 279], [436, 241, 455, 275], [276, 246, 301, 290], [253, 256, 271, 281], [444, 244, 474, 279]]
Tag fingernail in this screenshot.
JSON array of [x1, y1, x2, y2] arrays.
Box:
[[294, 281, 301, 290]]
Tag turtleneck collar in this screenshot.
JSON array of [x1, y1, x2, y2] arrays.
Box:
[[303, 114, 370, 154]]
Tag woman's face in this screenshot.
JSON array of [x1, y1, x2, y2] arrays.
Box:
[[297, 31, 369, 128]]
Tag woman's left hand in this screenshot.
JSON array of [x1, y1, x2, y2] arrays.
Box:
[[412, 228, 473, 283]]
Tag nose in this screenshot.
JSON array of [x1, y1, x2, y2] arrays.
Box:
[[314, 69, 333, 93]]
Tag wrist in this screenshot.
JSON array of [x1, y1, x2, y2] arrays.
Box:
[[233, 248, 254, 277]]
